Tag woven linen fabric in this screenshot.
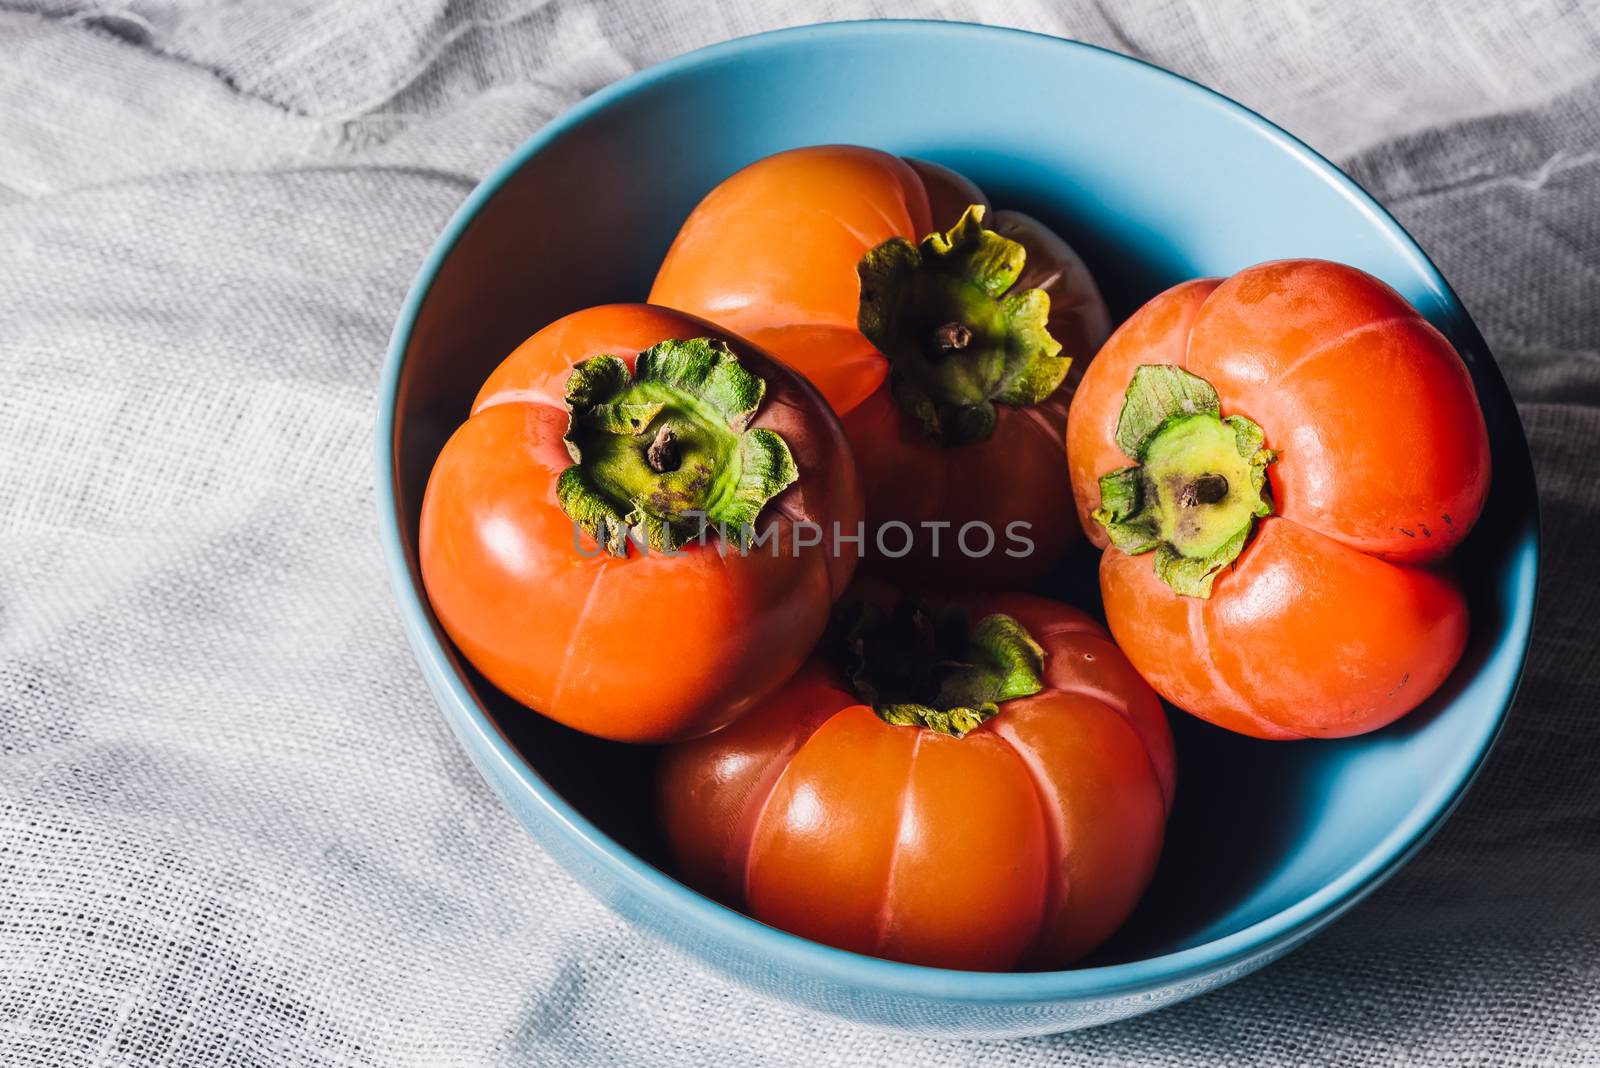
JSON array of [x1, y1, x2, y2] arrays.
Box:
[[2, 1, 1598, 1064]]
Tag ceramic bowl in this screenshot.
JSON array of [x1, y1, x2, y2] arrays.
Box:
[[376, 20, 1538, 1037]]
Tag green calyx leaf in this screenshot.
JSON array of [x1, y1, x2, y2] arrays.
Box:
[[558, 338, 798, 556], [836, 600, 1046, 737], [1091, 364, 1276, 598], [1113, 364, 1221, 456], [1094, 466, 1162, 554], [878, 703, 994, 737], [1152, 526, 1252, 598], [857, 204, 1067, 447]]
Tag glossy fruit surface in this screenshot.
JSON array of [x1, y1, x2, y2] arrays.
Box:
[[659, 593, 1174, 970], [1068, 261, 1490, 739], [420, 304, 861, 742], [651, 145, 1109, 590]]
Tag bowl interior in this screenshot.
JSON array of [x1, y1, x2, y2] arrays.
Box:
[[386, 24, 1536, 974]]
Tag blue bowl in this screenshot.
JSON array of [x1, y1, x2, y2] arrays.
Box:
[[376, 21, 1538, 1037]]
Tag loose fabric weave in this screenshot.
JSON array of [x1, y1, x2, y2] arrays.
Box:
[[2, 2, 1599, 1064]]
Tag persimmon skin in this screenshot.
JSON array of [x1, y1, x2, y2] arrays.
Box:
[[651, 145, 1110, 591], [1067, 261, 1488, 739], [1101, 520, 1469, 739], [657, 595, 1174, 971], [419, 304, 862, 743]]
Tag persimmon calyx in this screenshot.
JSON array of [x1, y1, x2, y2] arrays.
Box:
[[1093, 364, 1276, 598], [557, 338, 798, 556], [857, 204, 1067, 447], [837, 600, 1046, 737]]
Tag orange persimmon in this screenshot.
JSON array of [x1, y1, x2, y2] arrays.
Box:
[[658, 593, 1175, 970], [1067, 261, 1490, 739], [420, 304, 861, 743], [650, 145, 1109, 590]]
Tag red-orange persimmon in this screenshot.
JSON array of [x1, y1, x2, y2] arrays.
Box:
[[420, 304, 861, 743], [1067, 261, 1490, 739], [651, 145, 1109, 590], [658, 593, 1174, 970]]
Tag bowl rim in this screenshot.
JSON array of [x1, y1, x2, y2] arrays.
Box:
[[375, 18, 1539, 1003]]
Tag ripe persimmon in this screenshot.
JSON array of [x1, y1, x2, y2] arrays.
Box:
[[658, 593, 1174, 970], [651, 145, 1109, 590], [420, 304, 861, 742], [1067, 261, 1490, 739]]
